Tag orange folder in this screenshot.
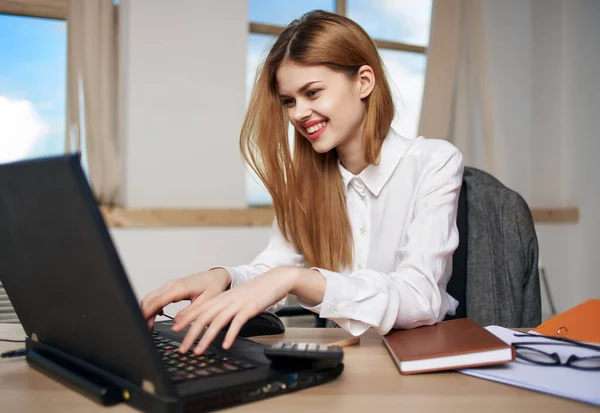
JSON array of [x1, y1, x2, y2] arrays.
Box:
[[533, 299, 600, 344]]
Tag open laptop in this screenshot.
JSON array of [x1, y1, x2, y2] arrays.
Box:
[[0, 154, 343, 412]]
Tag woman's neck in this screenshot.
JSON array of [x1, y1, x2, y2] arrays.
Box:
[[336, 124, 369, 175]]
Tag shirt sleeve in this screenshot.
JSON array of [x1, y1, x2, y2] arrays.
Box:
[[211, 219, 305, 313], [300, 145, 464, 336]]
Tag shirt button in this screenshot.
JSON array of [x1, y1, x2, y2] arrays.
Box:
[[359, 228, 365, 235], [356, 264, 362, 270], [331, 309, 339, 316]]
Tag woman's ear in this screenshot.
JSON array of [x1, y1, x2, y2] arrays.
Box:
[[357, 65, 376, 99]]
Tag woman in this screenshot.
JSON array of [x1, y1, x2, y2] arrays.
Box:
[[141, 10, 464, 355]]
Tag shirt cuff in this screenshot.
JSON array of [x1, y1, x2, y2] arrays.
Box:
[[311, 268, 359, 319], [206, 266, 244, 289], [295, 268, 344, 315], [304, 268, 382, 336], [297, 297, 322, 314]]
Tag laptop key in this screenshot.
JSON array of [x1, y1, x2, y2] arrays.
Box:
[[207, 367, 225, 374], [154, 334, 255, 382], [222, 362, 239, 371]]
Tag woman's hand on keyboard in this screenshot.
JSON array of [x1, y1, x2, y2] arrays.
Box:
[[140, 268, 232, 330], [173, 266, 303, 355]]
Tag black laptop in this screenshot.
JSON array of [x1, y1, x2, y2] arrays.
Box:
[[0, 155, 343, 412]]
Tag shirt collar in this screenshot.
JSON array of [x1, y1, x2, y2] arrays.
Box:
[[339, 128, 413, 197]]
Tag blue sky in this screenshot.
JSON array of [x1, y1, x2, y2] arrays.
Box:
[[249, 0, 431, 47], [0, 14, 66, 163]]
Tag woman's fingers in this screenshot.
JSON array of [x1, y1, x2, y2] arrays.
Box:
[[177, 316, 207, 354], [141, 281, 190, 322], [222, 309, 254, 350], [172, 290, 219, 332], [193, 307, 238, 355], [176, 297, 228, 353]]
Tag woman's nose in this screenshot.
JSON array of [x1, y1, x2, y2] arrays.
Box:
[[292, 100, 312, 122]]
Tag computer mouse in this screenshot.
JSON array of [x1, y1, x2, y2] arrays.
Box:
[[225, 311, 285, 337]]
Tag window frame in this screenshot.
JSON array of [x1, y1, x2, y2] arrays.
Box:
[[249, 0, 427, 54], [0, 0, 66, 20]]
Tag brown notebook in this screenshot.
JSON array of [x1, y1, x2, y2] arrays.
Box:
[[382, 318, 515, 374]]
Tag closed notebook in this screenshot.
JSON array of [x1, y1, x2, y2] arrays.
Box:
[[533, 298, 600, 344], [382, 318, 515, 374]]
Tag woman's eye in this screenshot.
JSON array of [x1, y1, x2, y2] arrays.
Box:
[[282, 99, 295, 107], [307, 89, 321, 98]]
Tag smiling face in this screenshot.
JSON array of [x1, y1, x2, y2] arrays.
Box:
[[276, 62, 369, 155]]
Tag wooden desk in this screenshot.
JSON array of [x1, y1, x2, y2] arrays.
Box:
[[0, 324, 596, 413]]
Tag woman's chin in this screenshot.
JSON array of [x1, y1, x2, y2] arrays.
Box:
[[309, 139, 334, 153]]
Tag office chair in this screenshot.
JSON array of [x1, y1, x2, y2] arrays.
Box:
[[276, 297, 327, 327], [445, 167, 541, 328]]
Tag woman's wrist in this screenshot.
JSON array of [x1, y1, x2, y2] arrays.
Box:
[[208, 268, 232, 290], [289, 267, 326, 306]]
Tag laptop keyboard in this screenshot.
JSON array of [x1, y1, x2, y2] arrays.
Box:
[[152, 332, 256, 383]]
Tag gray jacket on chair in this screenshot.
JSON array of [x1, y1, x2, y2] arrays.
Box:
[[463, 167, 541, 328]]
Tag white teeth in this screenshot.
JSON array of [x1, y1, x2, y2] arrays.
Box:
[[306, 121, 326, 134]]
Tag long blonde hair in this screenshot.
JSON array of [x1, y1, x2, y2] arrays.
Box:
[[240, 11, 394, 271]]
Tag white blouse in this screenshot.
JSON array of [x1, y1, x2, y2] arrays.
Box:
[[222, 128, 464, 336]]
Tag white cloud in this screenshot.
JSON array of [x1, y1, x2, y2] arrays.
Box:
[[0, 96, 48, 163], [372, 0, 433, 45]]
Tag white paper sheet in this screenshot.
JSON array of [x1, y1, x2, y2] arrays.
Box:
[[459, 325, 600, 406]]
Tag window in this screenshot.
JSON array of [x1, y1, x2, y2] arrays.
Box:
[[246, 0, 432, 206], [249, 0, 335, 27], [0, 14, 66, 165]]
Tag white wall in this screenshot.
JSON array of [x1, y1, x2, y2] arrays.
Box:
[[482, 0, 600, 315], [120, 0, 248, 208], [115, 0, 271, 306], [534, 0, 600, 314], [541, 0, 600, 310], [483, 0, 533, 200]]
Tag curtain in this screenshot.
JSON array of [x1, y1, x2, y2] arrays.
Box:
[[418, 0, 496, 173], [66, 0, 121, 204]]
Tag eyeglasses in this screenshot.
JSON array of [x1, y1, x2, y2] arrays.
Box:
[[511, 332, 600, 371]]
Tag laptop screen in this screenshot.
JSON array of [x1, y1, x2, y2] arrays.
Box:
[[0, 155, 172, 395]]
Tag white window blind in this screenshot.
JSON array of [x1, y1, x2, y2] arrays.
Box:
[[0, 282, 18, 323]]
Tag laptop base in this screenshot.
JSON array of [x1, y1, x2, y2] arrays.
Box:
[[26, 339, 124, 406], [26, 336, 344, 413]]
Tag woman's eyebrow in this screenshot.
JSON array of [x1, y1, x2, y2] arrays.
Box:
[[279, 81, 322, 98]]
